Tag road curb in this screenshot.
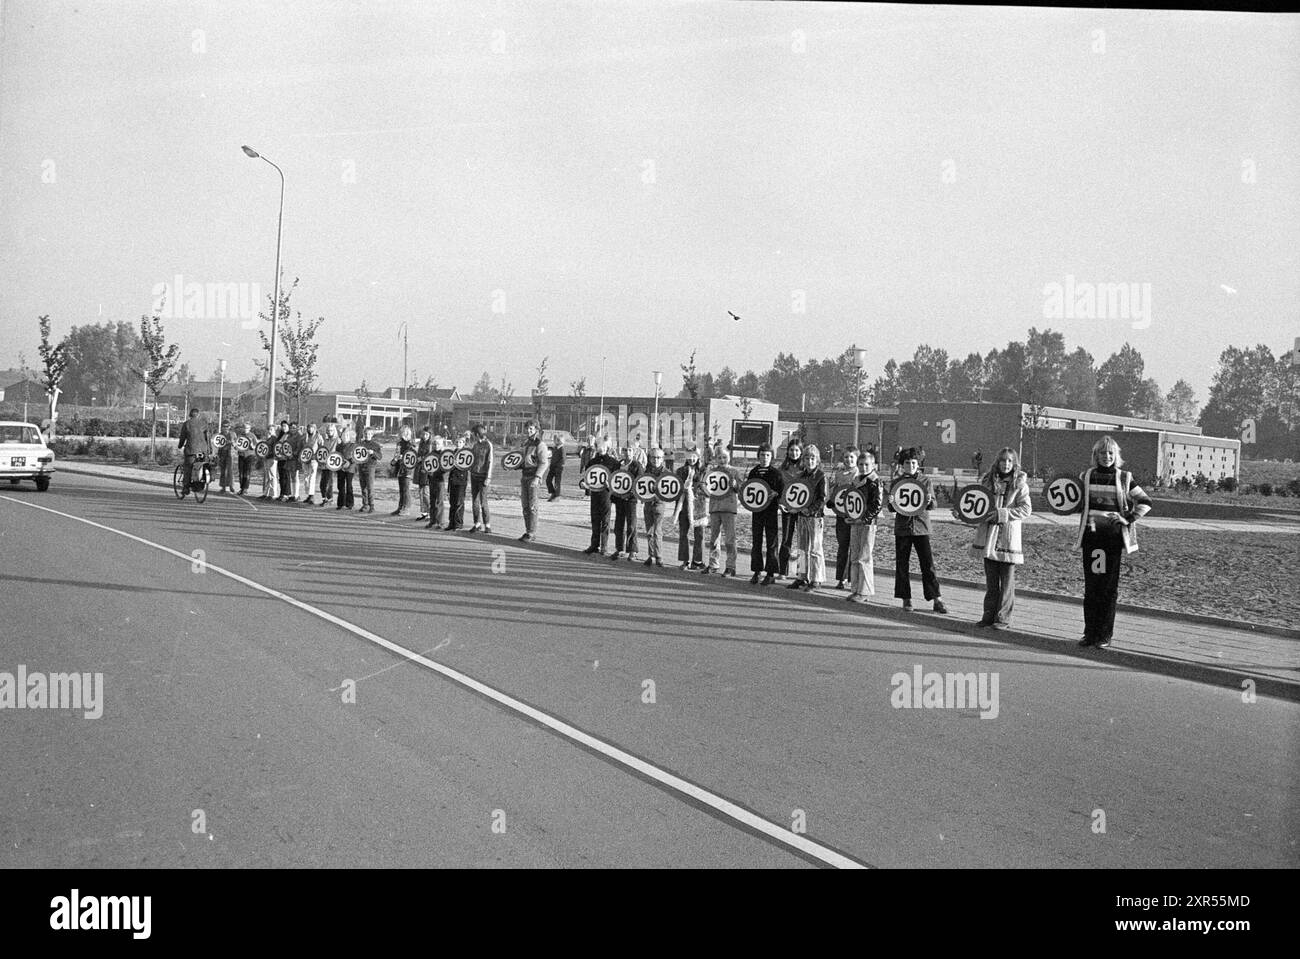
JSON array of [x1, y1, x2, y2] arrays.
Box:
[[59, 462, 1299, 702]]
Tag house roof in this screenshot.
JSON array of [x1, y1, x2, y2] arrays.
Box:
[[0, 369, 41, 390]]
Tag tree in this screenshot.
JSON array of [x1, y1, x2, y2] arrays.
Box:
[[714, 366, 737, 396], [174, 362, 194, 411], [1024, 327, 1068, 406], [1022, 402, 1050, 477], [15, 351, 38, 421], [896, 345, 950, 402], [679, 350, 701, 400], [36, 315, 69, 431], [762, 352, 805, 411], [59, 320, 144, 406], [1061, 347, 1098, 410], [1096, 343, 1148, 416], [946, 352, 987, 403], [985, 342, 1030, 403], [278, 312, 325, 422], [470, 372, 496, 400], [735, 370, 762, 398], [569, 376, 587, 397], [497, 373, 515, 439], [254, 277, 298, 379], [868, 358, 901, 407], [535, 357, 550, 396], [130, 313, 182, 459]]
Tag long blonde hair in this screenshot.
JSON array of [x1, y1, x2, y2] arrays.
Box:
[[1091, 435, 1123, 468]]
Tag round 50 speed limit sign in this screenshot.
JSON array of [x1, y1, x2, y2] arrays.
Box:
[[610, 469, 634, 497], [889, 479, 927, 517], [211, 433, 228, 450], [781, 480, 812, 513], [739, 478, 773, 512], [274, 441, 292, 460], [401, 450, 417, 471], [299, 447, 314, 464], [844, 488, 869, 522], [324, 452, 344, 472], [351, 445, 370, 464], [634, 474, 659, 503], [421, 455, 437, 474], [254, 440, 271, 459], [581, 464, 610, 492], [315, 446, 329, 466], [454, 449, 475, 471], [234, 435, 251, 453], [502, 451, 524, 470], [440, 451, 456, 472], [955, 484, 993, 525], [830, 487, 849, 517], [702, 469, 733, 497], [1045, 473, 1083, 515], [655, 473, 682, 502]]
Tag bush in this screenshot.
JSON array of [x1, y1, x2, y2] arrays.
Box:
[[1218, 476, 1238, 493], [110, 438, 132, 460], [1203, 478, 1217, 494], [151, 445, 175, 466], [1288, 479, 1300, 498], [1258, 482, 1274, 497]]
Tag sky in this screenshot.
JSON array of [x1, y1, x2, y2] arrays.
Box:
[[1, 0, 1297, 401]]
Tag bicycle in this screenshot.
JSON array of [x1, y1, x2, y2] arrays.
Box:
[[173, 452, 211, 503]]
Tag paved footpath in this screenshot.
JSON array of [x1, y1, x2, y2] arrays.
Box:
[[60, 461, 1300, 702]]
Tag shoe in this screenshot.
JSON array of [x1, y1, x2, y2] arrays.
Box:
[[835, 581, 845, 590], [390, 509, 401, 516], [427, 522, 439, 530], [336, 505, 344, 510], [902, 600, 914, 611], [1078, 635, 1096, 647], [723, 569, 736, 578], [786, 580, 806, 590], [644, 558, 654, 567], [849, 594, 869, 604], [803, 582, 819, 592], [319, 500, 330, 507], [846, 592, 860, 602], [416, 513, 428, 522], [655, 560, 664, 568], [679, 562, 689, 570], [700, 567, 712, 575], [750, 572, 761, 584], [484, 526, 493, 533], [761, 573, 775, 585], [932, 600, 948, 615], [991, 622, 1009, 630], [583, 546, 599, 555], [627, 554, 636, 562], [1095, 637, 1112, 648], [975, 619, 994, 628], [610, 552, 620, 562], [443, 525, 457, 531]]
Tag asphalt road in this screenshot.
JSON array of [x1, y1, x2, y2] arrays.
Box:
[[1, 472, 1296, 868]]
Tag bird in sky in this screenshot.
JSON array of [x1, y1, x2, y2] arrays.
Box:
[[1220, 284, 1237, 295], [728, 310, 741, 322]]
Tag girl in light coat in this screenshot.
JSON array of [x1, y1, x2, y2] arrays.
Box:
[[953, 446, 1032, 629]]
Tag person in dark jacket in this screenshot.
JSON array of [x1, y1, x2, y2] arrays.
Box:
[[746, 442, 785, 584], [426, 436, 448, 530], [468, 423, 494, 533], [777, 439, 804, 577], [610, 444, 643, 561], [414, 426, 435, 522], [391, 425, 415, 516], [846, 449, 884, 603], [831, 446, 858, 588], [640, 446, 669, 567], [889, 446, 947, 613], [336, 426, 357, 511], [673, 448, 705, 569], [356, 426, 383, 512], [518, 421, 549, 542], [443, 434, 471, 530], [582, 440, 620, 555], [546, 436, 565, 500], [176, 408, 211, 494]]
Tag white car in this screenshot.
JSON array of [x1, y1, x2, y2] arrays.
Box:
[[0, 421, 56, 491]]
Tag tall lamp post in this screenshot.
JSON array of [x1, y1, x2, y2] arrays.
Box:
[[596, 355, 607, 443], [652, 370, 662, 449], [217, 358, 227, 426], [241, 145, 284, 431], [851, 345, 867, 448]]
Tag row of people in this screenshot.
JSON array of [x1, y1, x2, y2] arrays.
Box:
[[576, 434, 1149, 647], [189, 406, 1149, 648]]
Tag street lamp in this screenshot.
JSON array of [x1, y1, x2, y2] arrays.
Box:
[[851, 345, 868, 448], [241, 145, 284, 431], [596, 355, 607, 443], [217, 358, 227, 426], [652, 370, 662, 449]]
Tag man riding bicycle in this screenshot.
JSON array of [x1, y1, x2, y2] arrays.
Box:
[[177, 408, 212, 495]]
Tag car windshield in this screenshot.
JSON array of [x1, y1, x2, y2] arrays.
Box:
[[0, 426, 41, 444]]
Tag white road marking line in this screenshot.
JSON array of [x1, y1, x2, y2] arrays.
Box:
[[0, 494, 866, 869]]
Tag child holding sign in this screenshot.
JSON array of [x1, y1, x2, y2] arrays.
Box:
[[889, 447, 947, 613], [610, 444, 642, 561], [952, 447, 1031, 628], [746, 442, 785, 585], [701, 447, 744, 577], [640, 447, 669, 567], [846, 449, 883, 603], [1075, 436, 1151, 648], [582, 440, 620, 554], [673, 448, 705, 569], [790, 444, 829, 592], [832, 446, 858, 589]]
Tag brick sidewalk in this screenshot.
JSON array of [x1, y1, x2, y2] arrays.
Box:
[[57, 461, 1300, 702]]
